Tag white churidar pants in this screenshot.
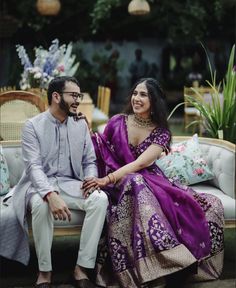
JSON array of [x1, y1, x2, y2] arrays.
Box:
[[29, 189, 108, 272]]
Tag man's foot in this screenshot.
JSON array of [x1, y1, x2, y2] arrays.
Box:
[[36, 271, 51, 285], [74, 265, 89, 280], [73, 265, 95, 288]]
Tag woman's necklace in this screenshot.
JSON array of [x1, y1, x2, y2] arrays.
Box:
[[132, 114, 153, 128]]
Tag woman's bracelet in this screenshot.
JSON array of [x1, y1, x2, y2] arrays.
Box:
[[108, 172, 117, 184], [107, 174, 112, 184]]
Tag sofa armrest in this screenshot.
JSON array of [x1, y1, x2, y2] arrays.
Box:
[[0, 140, 23, 187]]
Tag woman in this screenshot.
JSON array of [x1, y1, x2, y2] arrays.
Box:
[[83, 78, 224, 288]]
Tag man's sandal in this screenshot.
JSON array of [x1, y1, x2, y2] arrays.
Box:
[[35, 282, 51, 288]]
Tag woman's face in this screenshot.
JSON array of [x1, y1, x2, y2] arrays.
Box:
[[131, 82, 151, 118]]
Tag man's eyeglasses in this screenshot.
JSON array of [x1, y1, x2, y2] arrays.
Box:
[[61, 92, 84, 101]]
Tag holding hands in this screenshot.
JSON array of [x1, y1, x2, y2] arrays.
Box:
[[82, 177, 108, 198], [82, 173, 117, 198]]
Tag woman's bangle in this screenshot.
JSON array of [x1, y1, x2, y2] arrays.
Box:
[[111, 173, 117, 184], [106, 174, 112, 184], [108, 173, 117, 184]]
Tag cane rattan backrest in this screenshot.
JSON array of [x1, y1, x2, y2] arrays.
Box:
[[0, 90, 46, 140]]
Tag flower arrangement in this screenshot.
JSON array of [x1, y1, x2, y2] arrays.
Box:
[[16, 39, 80, 90]]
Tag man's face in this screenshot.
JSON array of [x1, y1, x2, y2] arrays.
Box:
[[59, 81, 83, 117]]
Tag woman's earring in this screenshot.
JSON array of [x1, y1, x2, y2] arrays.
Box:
[[151, 111, 154, 115]]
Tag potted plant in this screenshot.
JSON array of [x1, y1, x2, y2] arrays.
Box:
[[169, 44, 236, 143]]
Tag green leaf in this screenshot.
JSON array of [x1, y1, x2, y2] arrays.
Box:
[[170, 44, 236, 143]]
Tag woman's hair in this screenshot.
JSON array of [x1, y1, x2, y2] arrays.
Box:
[[124, 77, 170, 129], [47, 76, 80, 105]]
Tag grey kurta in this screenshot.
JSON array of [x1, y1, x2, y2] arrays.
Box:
[[0, 110, 98, 265]]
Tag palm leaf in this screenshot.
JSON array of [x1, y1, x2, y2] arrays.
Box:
[[187, 45, 235, 142]]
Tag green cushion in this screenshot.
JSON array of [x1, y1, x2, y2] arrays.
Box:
[[156, 134, 214, 185], [0, 146, 10, 196]]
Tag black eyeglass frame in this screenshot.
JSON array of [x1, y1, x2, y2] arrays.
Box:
[[60, 91, 84, 101]]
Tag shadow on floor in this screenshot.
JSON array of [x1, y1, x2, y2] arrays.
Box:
[[0, 229, 235, 288]]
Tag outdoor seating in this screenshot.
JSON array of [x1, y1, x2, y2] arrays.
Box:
[[77, 92, 94, 127], [1, 136, 235, 237], [97, 85, 111, 116], [0, 90, 46, 141], [92, 86, 111, 130]]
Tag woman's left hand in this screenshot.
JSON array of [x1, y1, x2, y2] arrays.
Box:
[[82, 177, 109, 197], [74, 112, 93, 135]]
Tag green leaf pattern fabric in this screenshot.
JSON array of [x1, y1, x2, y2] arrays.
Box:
[[156, 134, 214, 185], [0, 146, 10, 196]]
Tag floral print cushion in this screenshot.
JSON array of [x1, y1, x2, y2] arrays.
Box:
[[156, 134, 214, 185], [0, 146, 10, 196]]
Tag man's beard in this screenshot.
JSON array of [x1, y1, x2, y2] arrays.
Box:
[[59, 96, 77, 117]]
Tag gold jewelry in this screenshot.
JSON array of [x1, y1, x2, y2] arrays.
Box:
[[107, 173, 116, 184], [132, 114, 153, 128], [107, 174, 112, 184], [110, 173, 117, 184]]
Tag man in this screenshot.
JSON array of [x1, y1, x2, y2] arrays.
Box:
[[129, 48, 149, 86], [0, 76, 108, 288]]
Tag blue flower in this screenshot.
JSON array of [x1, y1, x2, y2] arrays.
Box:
[[16, 39, 80, 90]]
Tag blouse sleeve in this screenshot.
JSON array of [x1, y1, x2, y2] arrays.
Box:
[[152, 128, 171, 153]]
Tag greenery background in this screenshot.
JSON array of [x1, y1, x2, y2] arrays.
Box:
[[1, 0, 235, 101], [3, 0, 235, 43]]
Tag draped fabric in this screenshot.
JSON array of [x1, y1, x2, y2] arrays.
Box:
[[93, 114, 224, 287]]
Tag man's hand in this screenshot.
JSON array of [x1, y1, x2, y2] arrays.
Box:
[[46, 192, 71, 221], [82, 177, 109, 198], [74, 112, 93, 135]]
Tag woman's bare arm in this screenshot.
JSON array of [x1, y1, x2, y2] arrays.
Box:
[[112, 144, 163, 181], [82, 144, 163, 192]]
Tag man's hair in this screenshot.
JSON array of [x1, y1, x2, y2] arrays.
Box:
[[47, 76, 80, 105]]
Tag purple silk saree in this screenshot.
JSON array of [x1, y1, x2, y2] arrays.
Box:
[[93, 114, 224, 287]]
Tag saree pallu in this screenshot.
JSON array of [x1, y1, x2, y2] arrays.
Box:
[[93, 114, 224, 288]]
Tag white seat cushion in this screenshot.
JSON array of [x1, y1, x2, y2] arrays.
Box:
[[97, 123, 107, 133], [92, 107, 108, 122], [191, 183, 236, 220], [0, 196, 85, 229]]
